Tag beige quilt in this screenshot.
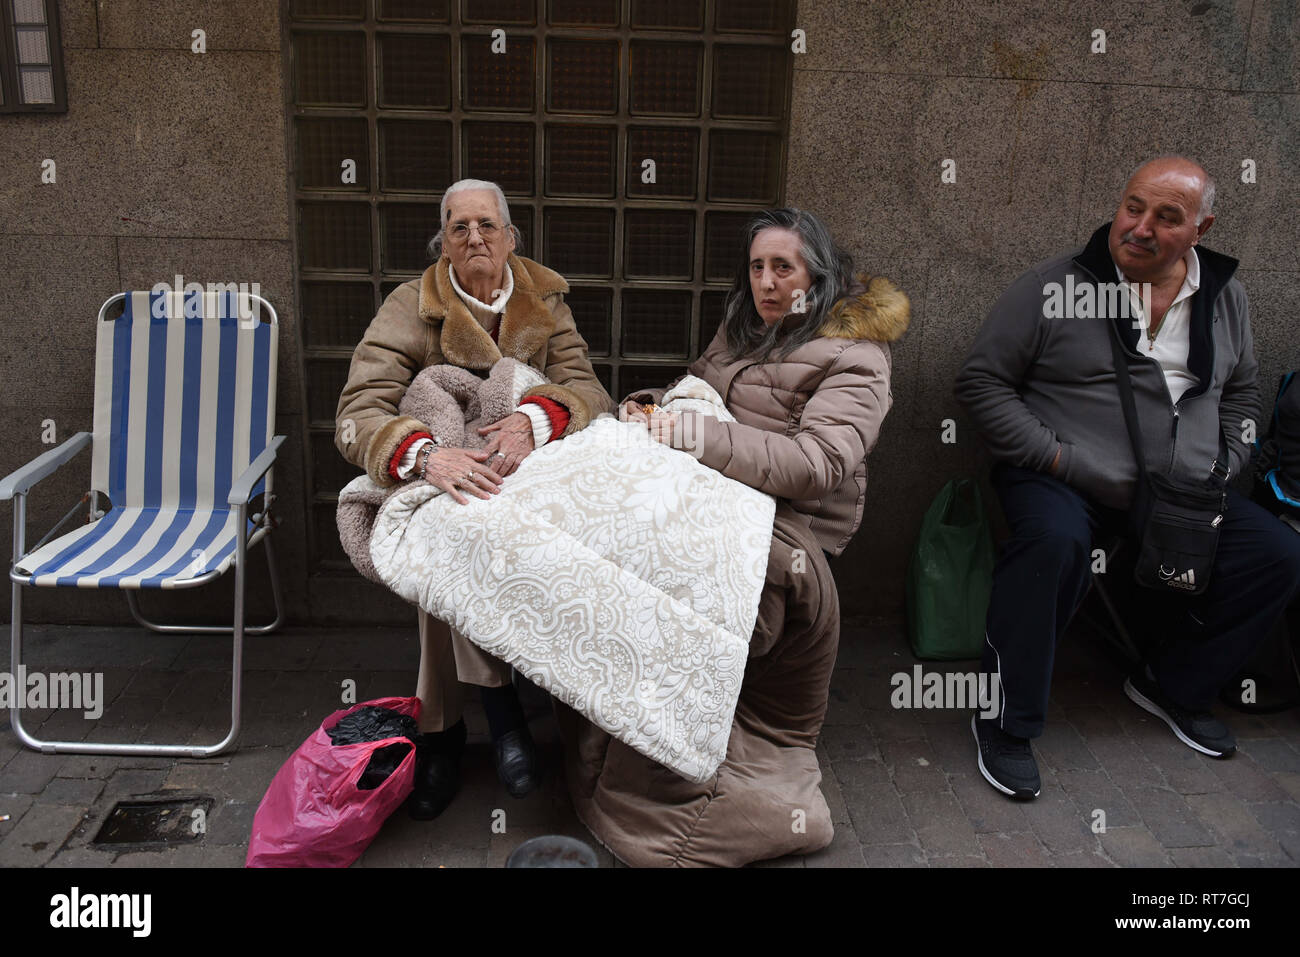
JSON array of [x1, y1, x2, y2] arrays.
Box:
[[343, 378, 776, 782]]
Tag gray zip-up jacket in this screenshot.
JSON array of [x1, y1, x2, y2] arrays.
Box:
[[954, 223, 1259, 511]]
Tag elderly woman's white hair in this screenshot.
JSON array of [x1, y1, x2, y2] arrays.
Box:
[[426, 178, 524, 260]]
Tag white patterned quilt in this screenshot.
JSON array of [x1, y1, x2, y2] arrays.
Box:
[[357, 380, 775, 782]]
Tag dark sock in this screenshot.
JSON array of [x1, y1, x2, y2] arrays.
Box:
[[481, 683, 527, 741]]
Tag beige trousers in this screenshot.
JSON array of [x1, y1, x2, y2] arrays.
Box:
[[415, 608, 512, 732]]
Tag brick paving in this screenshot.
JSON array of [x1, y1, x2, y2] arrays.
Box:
[[1, 616, 1298, 868]]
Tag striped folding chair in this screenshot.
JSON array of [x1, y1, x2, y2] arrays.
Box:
[[1, 288, 286, 757]]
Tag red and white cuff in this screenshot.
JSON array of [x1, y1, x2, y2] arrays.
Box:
[[389, 432, 434, 481], [518, 395, 570, 447]]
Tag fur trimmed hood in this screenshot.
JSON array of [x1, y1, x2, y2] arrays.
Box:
[[418, 253, 571, 369], [818, 275, 910, 343]]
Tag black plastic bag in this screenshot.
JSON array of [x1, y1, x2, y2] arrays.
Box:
[[326, 705, 419, 790]]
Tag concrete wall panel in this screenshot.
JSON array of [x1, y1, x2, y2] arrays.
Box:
[[0, 50, 288, 240], [790, 0, 1300, 616], [97, 1, 280, 51]]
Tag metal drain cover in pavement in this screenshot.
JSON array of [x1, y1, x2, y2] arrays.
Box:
[[92, 797, 214, 847]]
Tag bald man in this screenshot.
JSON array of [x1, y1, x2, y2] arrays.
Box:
[[955, 156, 1300, 799]]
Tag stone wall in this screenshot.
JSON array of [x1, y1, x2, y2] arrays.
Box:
[[2, 2, 1296, 626], [788, 0, 1300, 616], [0, 0, 302, 625]]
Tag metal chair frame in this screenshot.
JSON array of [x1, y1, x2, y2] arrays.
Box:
[[1, 292, 286, 758], [1075, 535, 1146, 666]]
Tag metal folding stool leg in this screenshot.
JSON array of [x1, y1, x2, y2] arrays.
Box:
[[124, 533, 285, 636], [1080, 537, 1144, 665], [8, 499, 276, 759]]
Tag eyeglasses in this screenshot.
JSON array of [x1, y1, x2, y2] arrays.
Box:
[[447, 220, 501, 242]]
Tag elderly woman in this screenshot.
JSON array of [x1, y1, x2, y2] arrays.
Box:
[[558, 207, 910, 866], [335, 179, 614, 820]]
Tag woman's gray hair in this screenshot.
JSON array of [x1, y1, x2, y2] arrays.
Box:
[[719, 207, 860, 364], [426, 178, 524, 260]]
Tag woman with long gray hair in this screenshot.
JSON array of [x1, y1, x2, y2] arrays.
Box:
[[557, 206, 911, 866]]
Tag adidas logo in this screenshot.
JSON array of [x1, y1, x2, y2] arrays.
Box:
[[1167, 568, 1197, 590]]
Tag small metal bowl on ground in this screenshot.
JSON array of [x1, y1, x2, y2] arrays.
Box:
[[505, 835, 599, 868]]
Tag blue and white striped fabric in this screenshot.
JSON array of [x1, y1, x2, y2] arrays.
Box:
[[16, 289, 278, 588]]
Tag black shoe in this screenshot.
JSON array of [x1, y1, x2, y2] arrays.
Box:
[[972, 714, 1041, 800], [494, 726, 539, 798], [1124, 672, 1236, 758], [407, 719, 467, 821]]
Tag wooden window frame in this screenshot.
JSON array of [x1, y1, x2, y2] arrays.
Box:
[[0, 0, 68, 113]]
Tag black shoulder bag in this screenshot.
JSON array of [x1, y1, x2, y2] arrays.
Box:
[[1108, 327, 1227, 595]]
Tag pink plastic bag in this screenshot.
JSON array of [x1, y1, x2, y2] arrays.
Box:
[[246, 696, 420, 868]]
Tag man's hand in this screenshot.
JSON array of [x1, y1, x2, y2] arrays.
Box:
[[422, 447, 503, 506], [1049, 443, 1062, 476], [477, 410, 535, 477]]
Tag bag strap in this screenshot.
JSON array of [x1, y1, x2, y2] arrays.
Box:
[[1107, 322, 1148, 478], [1270, 371, 1297, 445]]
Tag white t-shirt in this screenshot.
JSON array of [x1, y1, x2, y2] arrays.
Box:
[[1116, 247, 1201, 405]]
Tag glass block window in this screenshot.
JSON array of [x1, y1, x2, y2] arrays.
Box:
[[296, 117, 369, 191], [622, 290, 692, 358], [292, 0, 365, 19], [626, 127, 696, 199], [565, 287, 613, 355], [295, 33, 368, 107], [297, 202, 371, 271], [378, 33, 451, 108], [462, 34, 535, 111], [379, 119, 453, 191], [546, 125, 617, 197], [548, 38, 619, 113], [288, 1, 793, 570], [705, 210, 754, 281], [300, 282, 377, 348], [631, 0, 701, 30], [0, 0, 67, 112], [629, 41, 701, 116], [621, 363, 689, 396], [700, 290, 729, 353], [307, 358, 355, 426], [462, 0, 537, 25], [708, 130, 782, 203], [624, 210, 694, 280], [463, 121, 535, 194], [715, 0, 793, 33], [548, 0, 618, 27], [379, 0, 449, 21], [507, 203, 535, 257], [381, 203, 440, 272], [544, 207, 615, 277], [713, 44, 786, 119]]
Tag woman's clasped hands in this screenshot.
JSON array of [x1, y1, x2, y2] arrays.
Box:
[[419, 445, 504, 506], [619, 400, 677, 446]]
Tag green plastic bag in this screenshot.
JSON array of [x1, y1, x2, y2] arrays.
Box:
[[906, 479, 995, 660]]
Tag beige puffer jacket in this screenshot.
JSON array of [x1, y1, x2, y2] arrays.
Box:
[[627, 277, 910, 556], [336, 253, 615, 487]]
